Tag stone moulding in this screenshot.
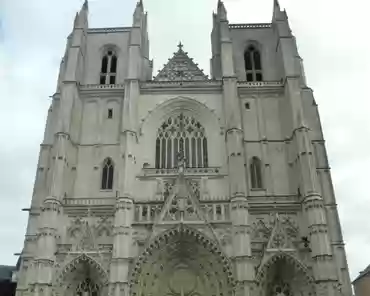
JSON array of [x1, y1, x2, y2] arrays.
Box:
[[77, 80, 283, 95], [63, 198, 116, 216], [229, 23, 272, 29], [87, 27, 131, 34], [138, 167, 225, 178]]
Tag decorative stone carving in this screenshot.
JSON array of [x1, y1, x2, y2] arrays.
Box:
[[266, 214, 294, 250], [132, 229, 149, 246], [154, 42, 209, 82], [215, 228, 232, 246], [68, 218, 97, 251], [94, 216, 113, 238], [251, 219, 270, 240]]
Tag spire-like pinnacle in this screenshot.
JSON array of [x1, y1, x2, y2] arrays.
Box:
[[133, 0, 144, 26], [73, 12, 79, 27], [217, 0, 228, 21], [273, 0, 288, 21], [82, 0, 88, 10], [136, 0, 144, 9]]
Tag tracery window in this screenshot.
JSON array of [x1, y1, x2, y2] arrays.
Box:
[[76, 278, 99, 296], [244, 45, 263, 82], [101, 158, 114, 190], [250, 156, 263, 189], [155, 114, 208, 169], [100, 49, 117, 85]]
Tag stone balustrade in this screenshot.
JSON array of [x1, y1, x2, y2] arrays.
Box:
[[139, 167, 224, 178], [133, 202, 231, 223], [229, 23, 272, 29]]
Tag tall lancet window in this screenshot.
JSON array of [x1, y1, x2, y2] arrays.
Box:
[[244, 45, 263, 82], [100, 49, 117, 85], [155, 114, 208, 169], [76, 278, 99, 296], [250, 157, 263, 189], [101, 158, 114, 190]]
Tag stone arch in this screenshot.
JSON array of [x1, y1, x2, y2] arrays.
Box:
[[139, 96, 225, 168], [130, 225, 235, 296], [255, 252, 315, 296], [55, 254, 109, 296], [243, 40, 263, 82], [98, 43, 121, 58]]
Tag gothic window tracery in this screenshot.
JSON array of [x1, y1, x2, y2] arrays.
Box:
[[155, 114, 208, 169], [76, 278, 99, 296], [244, 45, 263, 82], [250, 157, 263, 189], [100, 49, 117, 85], [101, 158, 114, 190]]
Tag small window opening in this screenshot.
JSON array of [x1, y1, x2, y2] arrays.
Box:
[[108, 109, 113, 119], [244, 45, 263, 82], [250, 157, 263, 189], [245, 102, 250, 110], [101, 158, 114, 190], [100, 49, 118, 85]]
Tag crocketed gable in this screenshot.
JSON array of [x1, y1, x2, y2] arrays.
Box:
[[154, 42, 209, 82]]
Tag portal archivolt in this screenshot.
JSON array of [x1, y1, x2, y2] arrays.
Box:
[[130, 226, 234, 296], [55, 254, 108, 296]]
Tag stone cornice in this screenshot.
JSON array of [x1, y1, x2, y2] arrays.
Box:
[[137, 167, 225, 179], [79, 84, 125, 97], [237, 80, 284, 95], [140, 80, 222, 94], [87, 27, 131, 34], [229, 23, 272, 29]]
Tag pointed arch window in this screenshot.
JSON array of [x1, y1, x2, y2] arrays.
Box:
[[101, 158, 114, 190], [244, 45, 263, 82], [100, 49, 117, 85], [155, 114, 208, 169], [250, 157, 263, 189]]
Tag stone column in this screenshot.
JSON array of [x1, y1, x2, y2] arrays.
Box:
[[109, 198, 134, 296], [230, 198, 254, 296]]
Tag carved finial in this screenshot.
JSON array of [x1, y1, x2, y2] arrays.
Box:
[[177, 41, 184, 51]]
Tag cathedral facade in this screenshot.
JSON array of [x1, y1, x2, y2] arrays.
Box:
[[15, 1, 352, 296]]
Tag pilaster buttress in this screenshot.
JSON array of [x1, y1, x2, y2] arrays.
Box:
[[217, 2, 254, 296]]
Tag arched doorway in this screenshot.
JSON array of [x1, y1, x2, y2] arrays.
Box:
[[255, 253, 315, 296], [55, 254, 109, 296], [130, 226, 235, 296]]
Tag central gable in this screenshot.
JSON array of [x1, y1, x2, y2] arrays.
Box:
[[154, 42, 209, 82]]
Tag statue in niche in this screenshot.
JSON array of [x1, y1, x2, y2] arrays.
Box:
[[177, 150, 187, 174]]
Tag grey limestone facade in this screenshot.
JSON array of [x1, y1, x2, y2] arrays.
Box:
[[15, 1, 352, 296]]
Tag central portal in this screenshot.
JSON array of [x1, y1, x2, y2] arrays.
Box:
[[130, 226, 233, 296]]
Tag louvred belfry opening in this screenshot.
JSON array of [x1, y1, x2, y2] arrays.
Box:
[[154, 42, 209, 81]]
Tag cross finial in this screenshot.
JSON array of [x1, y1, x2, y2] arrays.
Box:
[[178, 41, 184, 51]]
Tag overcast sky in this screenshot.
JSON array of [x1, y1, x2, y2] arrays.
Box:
[[1, 0, 370, 283]]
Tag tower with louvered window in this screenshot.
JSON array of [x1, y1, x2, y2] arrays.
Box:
[[15, 1, 352, 296]]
